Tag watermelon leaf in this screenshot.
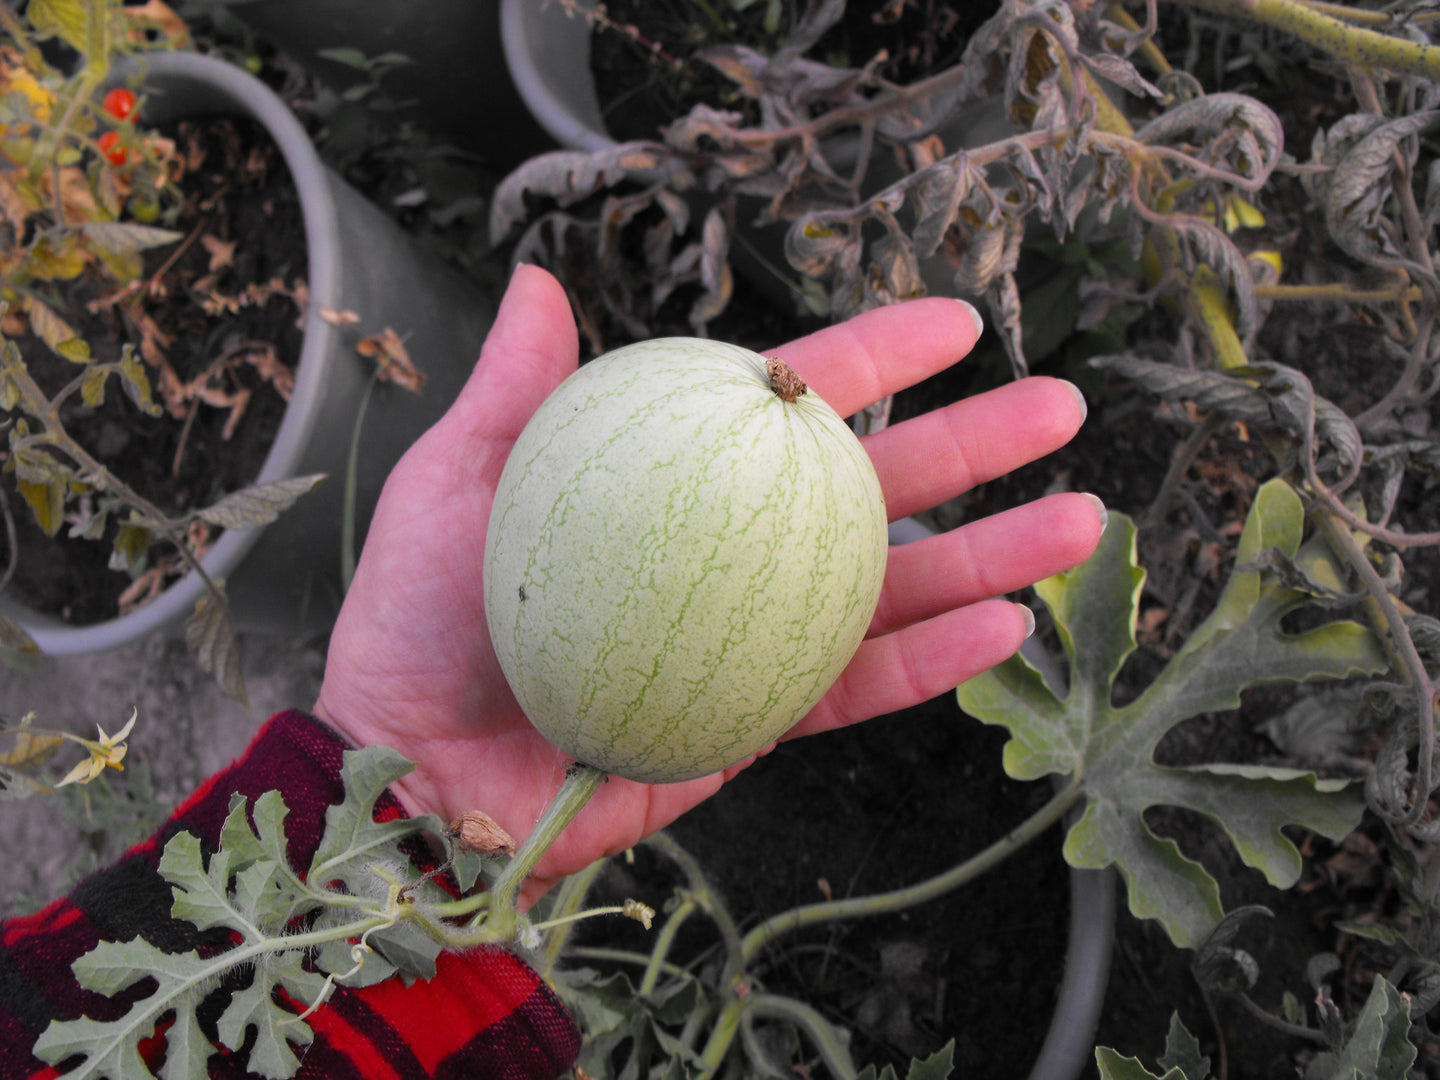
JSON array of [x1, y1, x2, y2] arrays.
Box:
[[957, 478, 1387, 948], [33, 746, 449, 1079]]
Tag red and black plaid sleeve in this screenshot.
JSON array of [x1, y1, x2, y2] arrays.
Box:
[[0, 709, 581, 1079]]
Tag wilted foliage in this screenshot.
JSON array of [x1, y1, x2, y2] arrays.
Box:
[[490, 0, 1290, 379]]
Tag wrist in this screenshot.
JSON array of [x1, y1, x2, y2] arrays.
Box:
[[309, 697, 446, 824]]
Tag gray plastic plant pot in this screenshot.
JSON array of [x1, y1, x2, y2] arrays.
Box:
[[178, 0, 554, 167], [3, 50, 494, 654], [890, 517, 1117, 1080]]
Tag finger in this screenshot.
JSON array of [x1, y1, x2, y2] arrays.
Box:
[[867, 376, 1087, 521], [774, 296, 984, 417], [449, 264, 579, 444], [789, 599, 1032, 741], [872, 492, 1107, 636]]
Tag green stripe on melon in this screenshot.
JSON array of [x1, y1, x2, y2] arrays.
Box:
[[484, 337, 887, 784]]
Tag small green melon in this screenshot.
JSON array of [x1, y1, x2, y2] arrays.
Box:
[[484, 337, 887, 783]]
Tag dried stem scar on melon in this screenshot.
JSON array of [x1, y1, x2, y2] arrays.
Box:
[[483, 337, 888, 784]]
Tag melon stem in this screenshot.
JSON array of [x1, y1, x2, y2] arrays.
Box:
[[482, 762, 609, 933]]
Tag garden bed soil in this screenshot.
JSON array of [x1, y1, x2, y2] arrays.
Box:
[[574, 690, 1071, 1077], [6, 116, 304, 626]]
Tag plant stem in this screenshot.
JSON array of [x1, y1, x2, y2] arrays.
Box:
[[645, 830, 746, 980], [7, 357, 208, 547], [565, 943, 695, 984], [1171, 0, 1440, 81], [341, 370, 381, 592], [478, 763, 609, 939], [640, 894, 697, 997], [1313, 508, 1439, 827], [1235, 991, 1328, 1044], [697, 998, 745, 1079], [739, 779, 1082, 965], [532, 856, 608, 978], [742, 994, 859, 1080], [530, 904, 642, 934]]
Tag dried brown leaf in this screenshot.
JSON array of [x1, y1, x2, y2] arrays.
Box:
[[1132, 92, 1285, 190], [1325, 111, 1438, 265], [0, 172, 34, 230], [243, 344, 294, 402], [0, 727, 61, 771], [319, 307, 360, 326], [357, 328, 424, 393], [489, 144, 664, 244], [785, 218, 855, 278], [695, 45, 768, 99], [909, 155, 973, 260], [201, 234, 236, 271], [118, 565, 168, 613]]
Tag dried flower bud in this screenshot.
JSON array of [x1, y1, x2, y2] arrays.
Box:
[[447, 809, 517, 857]]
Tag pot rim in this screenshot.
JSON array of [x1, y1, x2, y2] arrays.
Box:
[[5, 51, 341, 654]]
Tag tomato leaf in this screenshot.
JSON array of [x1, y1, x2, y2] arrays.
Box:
[[196, 473, 326, 530], [184, 584, 246, 705]]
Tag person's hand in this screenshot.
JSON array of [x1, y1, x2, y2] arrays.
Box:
[[313, 264, 1104, 904]]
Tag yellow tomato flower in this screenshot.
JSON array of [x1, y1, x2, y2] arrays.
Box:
[[56, 708, 138, 787]]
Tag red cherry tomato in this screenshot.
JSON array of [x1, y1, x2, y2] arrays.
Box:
[[97, 130, 128, 166], [102, 87, 137, 121]]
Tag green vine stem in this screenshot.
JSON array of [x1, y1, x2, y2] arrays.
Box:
[[739, 779, 1082, 965], [698, 993, 858, 1080], [639, 894, 697, 997], [532, 856, 609, 978], [1169, 0, 1440, 82], [743, 994, 858, 1080], [564, 944, 696, 987], [697, 998, 745, 1079], [644, 830, 746, 980], [468, 763, 609, 941]]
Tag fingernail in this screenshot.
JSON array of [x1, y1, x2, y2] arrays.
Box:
[[1065, 380, 1088, 424], [1016, 603, 1036, 639], [1083, 493, 1108, 534], [954, 297, 984, 341]]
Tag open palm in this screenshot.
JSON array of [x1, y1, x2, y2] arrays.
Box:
[[314, 264, 1102, 904]]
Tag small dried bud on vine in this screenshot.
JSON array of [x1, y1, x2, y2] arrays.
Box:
[[447, 809, 517, 857], [766, 357, 807, 403]]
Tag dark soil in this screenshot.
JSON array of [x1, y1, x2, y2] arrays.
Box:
[[576, 691, 1071, 1077], [6, 117, 304, 625]]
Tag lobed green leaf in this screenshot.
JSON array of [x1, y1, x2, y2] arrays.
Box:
[[958, 479, 1387, 947]]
